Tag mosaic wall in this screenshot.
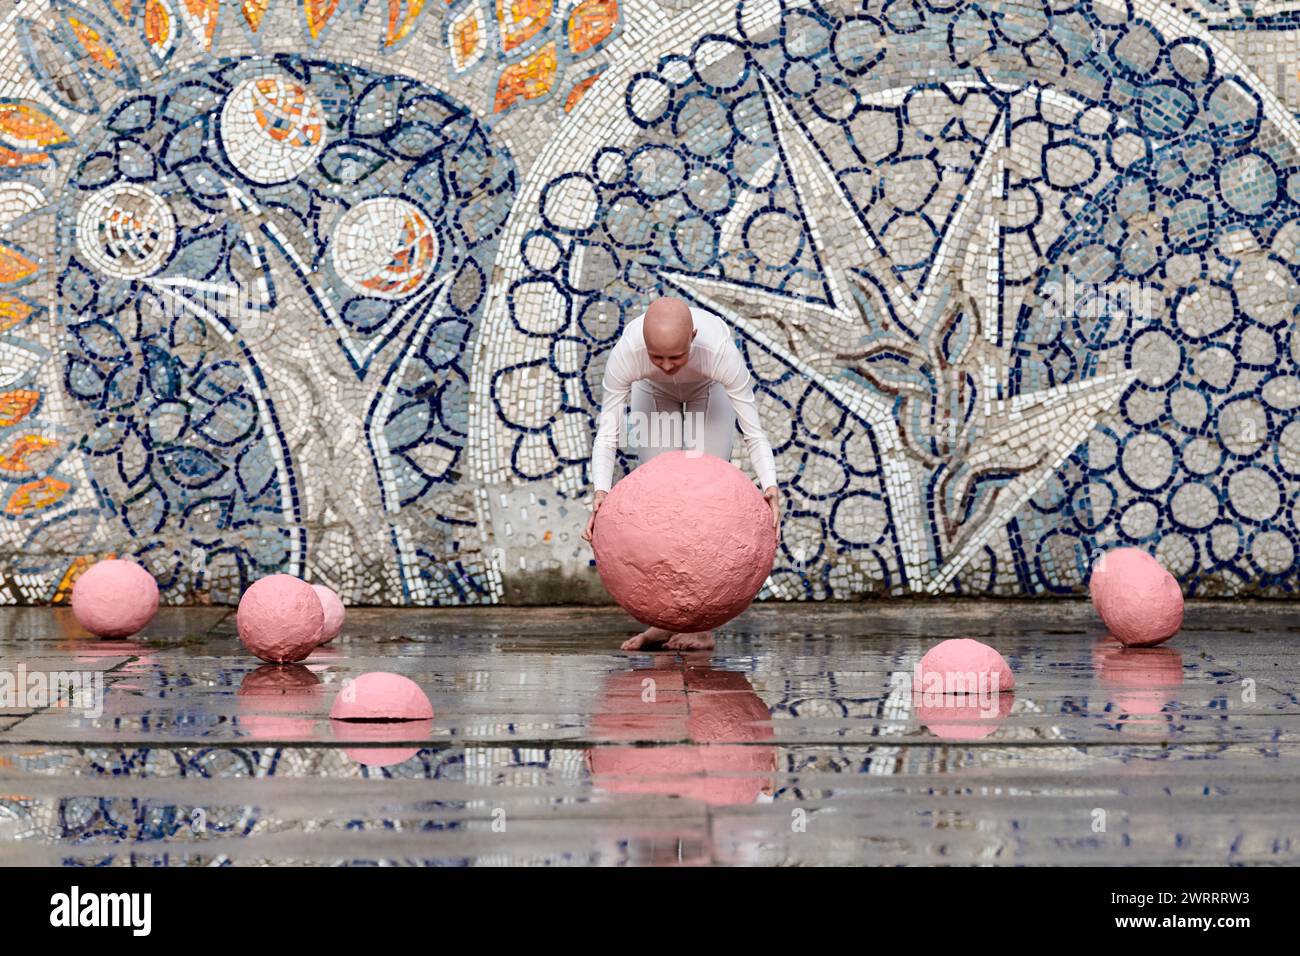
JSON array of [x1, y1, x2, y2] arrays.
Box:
[[3, 0, 1300, 605]]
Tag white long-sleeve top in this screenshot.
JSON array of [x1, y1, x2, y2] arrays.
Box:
[[591, 307, 779, 492]]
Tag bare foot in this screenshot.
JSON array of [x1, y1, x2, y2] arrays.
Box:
[[665, 631, 715, 651], [621, 627, 674, 651]]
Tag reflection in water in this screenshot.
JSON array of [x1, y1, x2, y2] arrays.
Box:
[[917, 689, 1014, 741], [51, 607, 101, 644], [330, 719, 435, 768], [3, 617, 1294, 865], [1093, 637, 1184, 735], [237, 664, 322, 741], [587, 661, 775, 806]]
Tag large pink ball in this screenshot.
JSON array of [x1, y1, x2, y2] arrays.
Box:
[[1089, 548, 1183, 646], [71, 559, 159, 638], [916, 638, 1015, 694], [592, 451, 777, 632], [311, 584, 345, 644], [329, 671, 433, 721], [236, 574, 324, 663]]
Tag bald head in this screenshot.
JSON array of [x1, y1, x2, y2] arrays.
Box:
[[643, 297, 695, 374]]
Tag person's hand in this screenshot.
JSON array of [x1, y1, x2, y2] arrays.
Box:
[[583, 490, 608, 543], [763, 486, 780, 530]]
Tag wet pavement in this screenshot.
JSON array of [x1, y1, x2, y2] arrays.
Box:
[[0, 601, 1297, 866]]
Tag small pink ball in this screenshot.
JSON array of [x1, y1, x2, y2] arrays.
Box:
[[311, 584, 346, 644], [71, 559, 159, 638], [236, 574, 323, 663], [1089, 548, 1183, 647], [1088, 547, 1158, 613], [592, 451, 777, 632], [329, 671, 433, 721], [916, 639, 1015, 694]]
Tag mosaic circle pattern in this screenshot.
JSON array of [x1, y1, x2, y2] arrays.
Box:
[[219, 74, 327, 186], [75, 183, 177, 280], [331, 197, 440, 301]]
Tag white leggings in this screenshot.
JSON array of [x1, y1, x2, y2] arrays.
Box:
[[629, 379, 735, 464]]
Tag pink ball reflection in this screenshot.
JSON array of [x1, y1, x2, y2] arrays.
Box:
[[587, 664, 775, 806], [237, 664, 322, 741]]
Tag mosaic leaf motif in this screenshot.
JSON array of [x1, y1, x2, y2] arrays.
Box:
[[0, 103, 72, 151], [0, 435, 59, 475], [66, 12, 124, 72], [384, 0, 427, 47], [447, 2, 487, 73], [304, 0, 341, 40], [15, 3, 138, 115], [494, 41, 557, 112], [51, 553, 100, 604], [471, 0, 1300, 598], [59, 2, 139, 89], [0, 102, 70, 167], [241, 0, 274, 33], [16, 18, 101, 114], [0, 148, 47, 171], [0, 245, 38, 285], [0, 296, 36, 332], [497, 0, 552, 53], [55, 55, 515, 604], [567, 0, 616, 56], [0, 390, 41, 427], [6, 476, 71, 515], [178, 0, 220, 51], [563, 71, 602, 113], [142, 0, 179, 63]]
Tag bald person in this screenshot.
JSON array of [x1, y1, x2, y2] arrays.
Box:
[[583, 296, 780, 652]]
